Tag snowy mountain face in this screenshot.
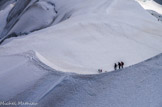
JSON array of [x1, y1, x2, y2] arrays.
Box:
[[0, 0, 162, 106], [0, 51, 162, 107], [137, 0, 162, 21], [1, 0, 162, 43], [0, 0, 15, 10], [148, 10, 162, 21], [0, 0, 162, 75], [0, 0, 58, 43]]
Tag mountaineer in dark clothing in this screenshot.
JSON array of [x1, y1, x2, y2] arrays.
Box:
[[114, 63, 117, 70], [118, 62, 121, 69], [121, 61, 124, 68], [98, 69, 102, 73]]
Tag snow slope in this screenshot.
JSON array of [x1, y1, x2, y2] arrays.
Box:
[[0, 0, 162, 74], [137, 0, 162, 14], [0, 0, 162, 106], [0, 0, 57, 42], [0, 0, 15, 10], [148, 10, 162, 22], [136, 0, 162, 21], [0, 3, 14, 35], [8, 1, 57, 35], [0, 51, 48, 101], [0, 51, 162, 107], [33, 53, 162, 107]]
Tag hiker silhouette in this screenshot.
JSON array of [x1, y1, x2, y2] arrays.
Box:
[[118, 62, 121, 69], [114, 63, 117, 70], [121, 61, 124, 68]]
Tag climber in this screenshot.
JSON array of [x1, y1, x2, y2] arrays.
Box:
[[118, 62, 121, 69], [114, 63, 117, 70], [121, 61, 124, 68]]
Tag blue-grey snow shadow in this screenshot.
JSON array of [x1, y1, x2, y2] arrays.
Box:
[[8, 53, 162, 107], [154, 0, 162, 5]]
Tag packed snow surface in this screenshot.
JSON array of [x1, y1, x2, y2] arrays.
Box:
[[0, 0, 162, 74], [0, 51, 162, 107]]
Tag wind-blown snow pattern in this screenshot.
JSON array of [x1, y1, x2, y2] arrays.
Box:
[[0, 51, 162, 107]]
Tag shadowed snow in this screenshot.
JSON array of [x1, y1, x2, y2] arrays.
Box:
[[0, 51, 162, 107]]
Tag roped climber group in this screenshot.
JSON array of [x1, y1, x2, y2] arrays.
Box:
[[98, 61, 124, 73], [114, 61, 124, 70]]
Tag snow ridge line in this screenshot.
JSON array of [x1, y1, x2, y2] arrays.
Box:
[[21, 51, 76, 75], [24, 51, 162, 77], [20, 50, 59, 73], [0, 50, 73, 75]]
